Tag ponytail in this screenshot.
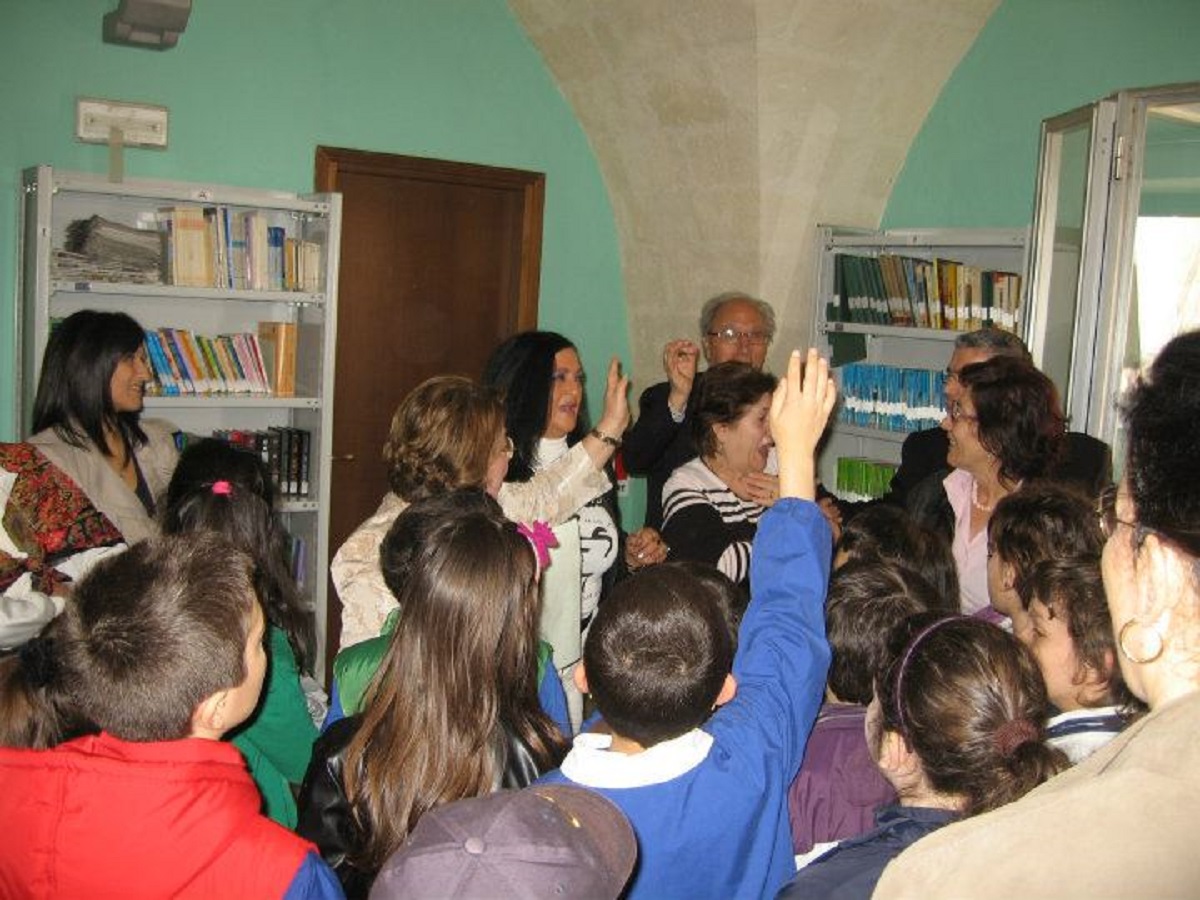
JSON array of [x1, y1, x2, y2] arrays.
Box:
[[878, 613, 1068, 817]]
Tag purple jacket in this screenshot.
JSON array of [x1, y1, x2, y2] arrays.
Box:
[[787, 701, 896, 853]]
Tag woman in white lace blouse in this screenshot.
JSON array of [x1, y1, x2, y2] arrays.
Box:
[[333, 374, 626, 651]]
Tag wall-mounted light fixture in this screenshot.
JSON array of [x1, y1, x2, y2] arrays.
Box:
[[103, 0, 192, 50]]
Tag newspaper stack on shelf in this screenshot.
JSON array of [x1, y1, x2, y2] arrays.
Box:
[[55, 215, 163, 284]]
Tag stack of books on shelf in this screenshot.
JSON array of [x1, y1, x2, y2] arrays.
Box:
[[158, 204, 322, 292], [141, 321, 296, 397], [829, 253, 1021, 332], [176, 427, 313, 500], [215, 427, 312, 500], [837, 364, 946, 433], [836, 457, 898, 503], [55, 215, 163, 284]]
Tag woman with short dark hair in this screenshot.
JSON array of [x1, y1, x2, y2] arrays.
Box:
[[28, 309, 178, 543], [908, 355, 1065, 615], [660, 360, 778, 587]]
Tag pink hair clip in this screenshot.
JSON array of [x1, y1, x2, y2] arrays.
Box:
[[210, 480, 233, 496], [516, 520, 558, 573]]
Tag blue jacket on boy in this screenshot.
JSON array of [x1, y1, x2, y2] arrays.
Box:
[[538, 498, 831, 899]]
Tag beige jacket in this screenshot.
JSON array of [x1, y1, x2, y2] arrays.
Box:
[[874, 690, 1200, 899], [332, 442, 609, 650], [27, 419, 179, 545]]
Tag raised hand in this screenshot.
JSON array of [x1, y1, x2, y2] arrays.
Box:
[[662, 339, 700, 412], [769, 349, 836, 501], [595, 356, 631, 439]]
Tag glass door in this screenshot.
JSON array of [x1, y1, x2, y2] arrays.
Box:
[[1027, 82, 1200, 475], [1024, 100, 1117, 430]]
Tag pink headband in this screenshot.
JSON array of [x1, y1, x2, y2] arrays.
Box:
[[516, 520, 557, 573]]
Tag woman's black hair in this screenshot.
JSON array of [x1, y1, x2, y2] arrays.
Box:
[[31, 310, 148, 459], [1122, 329, 1200, 559], [160, 438, 314, 673], [482, 330, 588, 482]]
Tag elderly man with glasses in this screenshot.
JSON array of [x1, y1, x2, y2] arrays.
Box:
[[623, 291, 777, 531]]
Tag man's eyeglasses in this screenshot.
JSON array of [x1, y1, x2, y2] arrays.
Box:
[[707, 328, 771, 347], [946, 400, 977, 424]]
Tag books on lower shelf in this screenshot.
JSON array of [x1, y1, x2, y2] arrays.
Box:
[[836, 364, 946, 433], [837, 457, 898, 503], [829, 253, 1021, 332], [156, 204, 323, 292], [142, 323, 296, 397]]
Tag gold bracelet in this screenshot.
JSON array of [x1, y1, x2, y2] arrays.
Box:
[[589, 427, 623, 448]]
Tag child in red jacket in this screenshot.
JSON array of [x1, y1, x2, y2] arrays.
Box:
[[0, 533, 343, 899]]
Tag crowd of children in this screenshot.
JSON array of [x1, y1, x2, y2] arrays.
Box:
[[0, 333, 1169, 899]]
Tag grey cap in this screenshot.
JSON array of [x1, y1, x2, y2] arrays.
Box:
[[369, 784, 637, 899]]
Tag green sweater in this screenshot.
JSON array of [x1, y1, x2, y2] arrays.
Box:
[[230, 625, 318, 827]]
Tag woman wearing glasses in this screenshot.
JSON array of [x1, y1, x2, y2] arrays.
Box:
[[876, 329, 1200, 898], [907, 356, 1065, 616], [333, 374, 620, 653]]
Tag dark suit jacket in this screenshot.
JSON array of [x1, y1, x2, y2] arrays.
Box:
[[884, 427, 1113, 509]]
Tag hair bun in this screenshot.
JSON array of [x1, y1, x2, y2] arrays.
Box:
[[993, 717, 1039, 758]]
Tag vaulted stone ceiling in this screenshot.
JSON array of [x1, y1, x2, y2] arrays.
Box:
[[508, 0, 999, 379]]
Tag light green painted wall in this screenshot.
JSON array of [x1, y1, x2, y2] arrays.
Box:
[[883, 0, 1200, 229], [0, 0, 638, 513]]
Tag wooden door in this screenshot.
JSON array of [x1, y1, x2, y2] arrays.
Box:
[[315, 147, 543, 678]]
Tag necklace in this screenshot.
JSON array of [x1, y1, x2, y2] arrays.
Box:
[[972, 478, 1023, 513], [971, 480, 996, 513]]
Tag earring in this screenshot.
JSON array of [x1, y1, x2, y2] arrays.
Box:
[[1118, 617, 1165, 665]]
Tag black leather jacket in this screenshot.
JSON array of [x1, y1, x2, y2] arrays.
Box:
[[295, 715, 547, 898]]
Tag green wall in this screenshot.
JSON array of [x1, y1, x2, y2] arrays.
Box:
[[883, 0, 1200, 229], [0, 1, 631, 483]]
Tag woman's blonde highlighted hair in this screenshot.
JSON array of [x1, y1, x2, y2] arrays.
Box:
[[383, 376, 506, 501]]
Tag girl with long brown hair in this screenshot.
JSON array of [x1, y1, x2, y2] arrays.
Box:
[[297, 489, 568, 897]]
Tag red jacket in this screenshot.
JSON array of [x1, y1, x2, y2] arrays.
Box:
[[0, 732, 313, 898]]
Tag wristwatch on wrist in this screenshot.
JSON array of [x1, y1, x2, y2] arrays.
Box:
[[589, 427, 623, 448]]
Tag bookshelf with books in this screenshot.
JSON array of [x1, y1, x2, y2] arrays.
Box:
[[812, 225, 1027, 493], [18, 165, 341, 674]]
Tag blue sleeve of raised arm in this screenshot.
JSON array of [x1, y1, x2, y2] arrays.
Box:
[[283, 851, 346, 900], [716, 498, 831, 768]]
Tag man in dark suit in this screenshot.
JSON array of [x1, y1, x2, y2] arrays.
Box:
[[623, 291, 776, 530], [880, 329, 1111, 509]]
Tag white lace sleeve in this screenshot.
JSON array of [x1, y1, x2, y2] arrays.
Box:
[[331, 495, 406, 650], [497, 442, 611, 525]]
